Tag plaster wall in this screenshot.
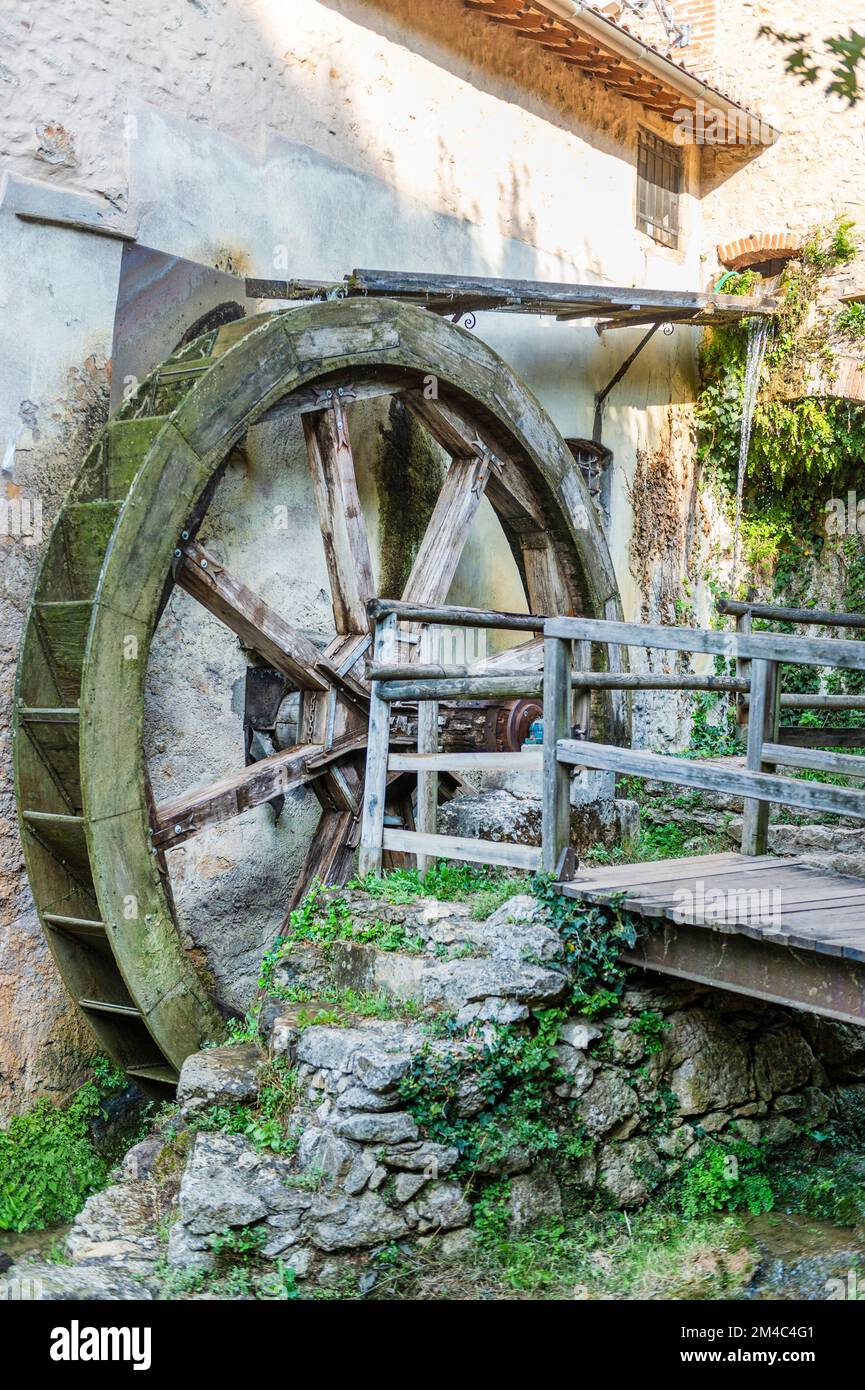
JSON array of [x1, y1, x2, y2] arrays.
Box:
[[0, 0, 716, 1113]]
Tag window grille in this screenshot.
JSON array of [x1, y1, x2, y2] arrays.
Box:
[[636, 129, 683, 250]]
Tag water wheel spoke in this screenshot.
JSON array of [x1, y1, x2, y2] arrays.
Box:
[[175, 541, 330, 691], [303, 395, 376, 635], [401, 451, 495, 610], [153, 742, 324, 848], [281, 807, 360, 922]]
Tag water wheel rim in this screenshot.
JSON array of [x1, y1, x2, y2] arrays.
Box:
[[15, 298, 624, 1081]]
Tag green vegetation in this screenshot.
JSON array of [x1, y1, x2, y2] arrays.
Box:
[[398, 1009, 571, 1178], [698, 219, 865, 505], [835, 300, 865, 340], [352, 863, 530, 919], [0, 1057, 128, 1232], [677, 1139, 775, 1218], [192, 1057, 300, 1156]]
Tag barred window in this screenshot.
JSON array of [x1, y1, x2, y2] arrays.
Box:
[[636, 129, 683, 250]]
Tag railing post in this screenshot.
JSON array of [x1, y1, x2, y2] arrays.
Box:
[[741, 656, 779, 855], [735, 605, 752, 745], [542, 633, 572, 874], [415, 624, 438, 877], [359, 611, 397, 877]]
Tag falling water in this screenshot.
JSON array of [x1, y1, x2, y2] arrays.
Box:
[[731, 316, 771, 588]]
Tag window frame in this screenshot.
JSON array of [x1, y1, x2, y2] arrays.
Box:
[[636, 128, 684, 251]]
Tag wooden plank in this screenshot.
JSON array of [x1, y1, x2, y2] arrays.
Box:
[[62, 502, 120, 600], [33, 601, 92, 704], [543, 634, 572, 875], [303, 397, 375, 634], [175, 541, 330, 690], [415, 625, 438, 877], [777, 695, 865, 710], [717, 596, 865, 630], [382, 827, 540, 871], [358, 614, 397, 876], [402, 455, 494, 612], [370, 597, 545, 631], [153, 742, 323, 848], [544, 615, 865, 672], [741, 658, 779, 856], [282, 809, 357, 919], [565, 852, 784, 891], [555, 739, 865, 820], [389, 750, 542, 772], [778, 726, 865, 749], [763, 741, 865, 780], [379, 674, 542, 702]]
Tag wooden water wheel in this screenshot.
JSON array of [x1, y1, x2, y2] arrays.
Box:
[[13, 298, 623, 1090]]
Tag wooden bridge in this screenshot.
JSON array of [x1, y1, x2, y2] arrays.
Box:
[[360, 597, 865, 1027]]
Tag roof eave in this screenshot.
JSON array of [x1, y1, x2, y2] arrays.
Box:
[[535, 0, 780, 144]]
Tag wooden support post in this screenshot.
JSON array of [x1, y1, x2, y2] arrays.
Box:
[[741, 657, 779, 856], [573, 638, 592, 737], [359, 613, 397, 877], [542, 634, 573, 875], [415, 625, 438, 878], [735, 607, 752, 744]]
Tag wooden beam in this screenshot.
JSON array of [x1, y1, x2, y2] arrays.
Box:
[[741, 659, 779, 856], [401, 453, 495, 611], [176, 542, 329, 690], [763, 742, 865, 780], [153, 743, 322, 848], [382, 827, 541, 871], [370, 597, 545, 631], [359, 614, 397, 876], [556, 739, 865, 821], [543, 635, 572, 874], [281, 809, 357, 920], [379, 674, 543, 702], [544, 615, 865, 672], [303, 397, 375, 634], [415, 624, 438, 876], [389, 750, 542, 772]]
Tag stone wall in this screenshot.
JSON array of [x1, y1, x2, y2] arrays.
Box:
[[10, 887, 865, 1298]]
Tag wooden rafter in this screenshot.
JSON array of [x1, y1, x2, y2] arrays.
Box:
[[303, 397, 376, 635]]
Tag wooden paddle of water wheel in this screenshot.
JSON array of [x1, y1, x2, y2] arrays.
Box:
[[12, 299, 622, 1089]]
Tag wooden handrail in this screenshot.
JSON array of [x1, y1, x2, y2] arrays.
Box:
[[544, 615, 865, 671], [717, 596, 865, 630]]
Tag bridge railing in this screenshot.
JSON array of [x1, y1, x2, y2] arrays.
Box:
[[543, 615, 865, 874]]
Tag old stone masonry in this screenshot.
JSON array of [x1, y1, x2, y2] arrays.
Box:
[[11, 887, 865, 1298]]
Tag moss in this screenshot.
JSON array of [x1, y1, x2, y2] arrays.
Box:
[[374, 397, 446, 597]]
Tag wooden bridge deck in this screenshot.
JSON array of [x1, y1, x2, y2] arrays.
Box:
[[557, 852, 865, 1025]]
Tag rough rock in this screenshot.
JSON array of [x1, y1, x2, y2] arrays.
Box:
[[378, 1140, 459, 1176], [665, 1009, 754, 1113], [413, 1180, 472, 1233], [598, 1138, 664, 1207], [176, 1044, 264, 1117], [3, 1262, 153, 1300], [422, 958, 565, 1012], [577, 1068, 639, 1137], [558, 1017, 602, 1050], [506, 1170, 563, 1233], [178, 1132, 306, 1235], [308, 1190, 413, 1252], [119, 1136, 165, 1181], [65, 1181, 162, 1273], [330, 1110, 419, 1144], [753, 1028, 819, 1100]]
